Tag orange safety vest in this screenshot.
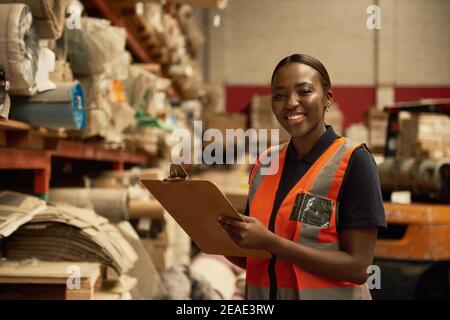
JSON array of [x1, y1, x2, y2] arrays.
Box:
[[246, 137, 372, 300]]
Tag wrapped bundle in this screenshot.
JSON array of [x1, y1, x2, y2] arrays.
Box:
[[0, 4, 38, 95], [48, 188, 130, 223], [0, 0, 68, 39], [67, 17, 128, 78], [0, 65, 10, 119], [9, 81, 86, 129], [78, 75, 135, 140]]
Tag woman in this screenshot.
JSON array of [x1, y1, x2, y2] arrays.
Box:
[[218, 54, 386, 300]]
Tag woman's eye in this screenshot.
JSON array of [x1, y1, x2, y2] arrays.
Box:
[[273, 93, 285, 100], [299, 89, 312, 96]]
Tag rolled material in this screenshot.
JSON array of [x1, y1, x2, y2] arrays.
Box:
[[379, 157, 450, 201], [128, 200, 164, 219], [49, 188, 129, 223], [9, 81, 86, 129], [0, 4, 38, 95], [0, 0, 68, 39], [0, 94, 10, 119], [0, 66, 10, 119], [191, 254, 237, 299]]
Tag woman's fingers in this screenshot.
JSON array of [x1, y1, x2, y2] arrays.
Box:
[[219, 222, 242, 245], [218, 216, 247, 229], [225, 229, 242, 246], [220, 220, 241, 236], [239, 214, 254, 223]]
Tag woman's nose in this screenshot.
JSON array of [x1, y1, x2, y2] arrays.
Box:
[[286, 93, 299, 108]]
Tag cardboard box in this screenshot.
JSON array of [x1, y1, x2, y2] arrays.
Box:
[[366, 108, 388, 153], [250, 95, 290, 144], [141, 230, 172, 273], [398, 112, 450, 159], [205, 112, 248, 147]]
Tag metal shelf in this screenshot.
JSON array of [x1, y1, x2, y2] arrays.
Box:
[[0, 120, 151, 198]]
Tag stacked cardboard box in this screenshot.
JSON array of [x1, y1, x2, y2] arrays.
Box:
[[141, 227, 172, 273], [0, 259, 141, 300], [205, 112, 248, 147], [0, 260, 103, 300], [250, 95, 290, 145], [324, 102, 344, 136], [0, 191, 150, 299], [194, 167, 249, 213], [2, 203, 137, 274], [398, 112, 450, 159], [366, 108, 388, 154]]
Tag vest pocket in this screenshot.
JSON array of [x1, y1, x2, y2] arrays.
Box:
[[289, 193, 334, 229]]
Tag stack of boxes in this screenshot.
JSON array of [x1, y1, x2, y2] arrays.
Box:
[[398, 112, 450, 159]]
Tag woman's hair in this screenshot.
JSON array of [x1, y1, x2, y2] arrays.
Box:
[[271, 54, 331, 93]]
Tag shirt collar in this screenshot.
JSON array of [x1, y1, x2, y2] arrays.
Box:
[[286, 125, 339, 164]]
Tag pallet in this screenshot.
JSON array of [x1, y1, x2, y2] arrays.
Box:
[[0, 119, 66, 151], [0, 261, 103, 300]]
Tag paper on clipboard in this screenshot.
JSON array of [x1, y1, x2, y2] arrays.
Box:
[[140, 176, 271, 259]]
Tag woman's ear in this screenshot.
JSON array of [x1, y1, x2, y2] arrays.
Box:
[[324, 91, 334, 111], [327, 90, 334, 106]]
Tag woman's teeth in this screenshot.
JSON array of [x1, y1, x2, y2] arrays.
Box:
[[287, 114, 305, 120]]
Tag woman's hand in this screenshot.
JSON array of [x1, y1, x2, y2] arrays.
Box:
[[218, 214, 277, 251]]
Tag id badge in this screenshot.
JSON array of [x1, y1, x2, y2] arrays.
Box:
[[289, 193, 334, 229]]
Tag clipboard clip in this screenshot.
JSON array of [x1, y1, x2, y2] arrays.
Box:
[[164, 164, 189, 181]]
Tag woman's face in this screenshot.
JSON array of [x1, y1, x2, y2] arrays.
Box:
[[271, 63, 330, 139]]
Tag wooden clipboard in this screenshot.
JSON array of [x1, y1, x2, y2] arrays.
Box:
[[140, 167, 271, 258]]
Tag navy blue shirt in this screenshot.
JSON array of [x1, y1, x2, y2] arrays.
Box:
[[245, 126, 387, 230]]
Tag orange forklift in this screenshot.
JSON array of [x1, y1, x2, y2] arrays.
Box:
[[374, 99, 450, 299]]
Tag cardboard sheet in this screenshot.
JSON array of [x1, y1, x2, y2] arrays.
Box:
[[140, 179, 270, 258]]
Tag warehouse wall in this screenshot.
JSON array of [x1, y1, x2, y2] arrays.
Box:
[[206, 0, 450, 127]]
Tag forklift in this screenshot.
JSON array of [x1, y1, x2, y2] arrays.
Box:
[[373, 99, 450, 299]]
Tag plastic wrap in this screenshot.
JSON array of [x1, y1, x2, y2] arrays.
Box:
[[9, 81, 86, 129], [0, 0, 68, 39], [48, 188, 129, 223], [0, 4, 38, 95], [67, 17, 128, 77], [0, 65, 10, 119]]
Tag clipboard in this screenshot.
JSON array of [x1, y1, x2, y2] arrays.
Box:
[[140, 165, 271, 258]]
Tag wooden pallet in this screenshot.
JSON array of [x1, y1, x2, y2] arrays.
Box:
[[0, 261, 103, 300], [0, 119, 67, 151]]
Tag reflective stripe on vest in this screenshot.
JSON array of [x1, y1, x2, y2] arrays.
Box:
[[246, 138, 371, 300], [246, 284, 372, 300]]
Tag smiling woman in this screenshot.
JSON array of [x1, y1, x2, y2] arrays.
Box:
[[270, 55, 332, 157], [218, 54, 387, 300]]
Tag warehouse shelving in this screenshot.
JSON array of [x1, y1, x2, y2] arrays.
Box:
[[82, 0, 165, 64], [0, 119, 151, 199]]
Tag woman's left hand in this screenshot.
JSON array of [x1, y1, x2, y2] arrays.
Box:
[[218, 214, 276, 250]]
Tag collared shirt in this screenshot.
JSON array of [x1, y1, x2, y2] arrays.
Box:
[[245, 125, 386, 230]]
